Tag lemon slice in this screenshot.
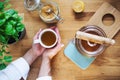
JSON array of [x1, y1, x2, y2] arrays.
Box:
[[72, 0, 85, 13]]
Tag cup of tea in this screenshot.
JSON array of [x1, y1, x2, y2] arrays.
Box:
[[34, 29, 58, 48]]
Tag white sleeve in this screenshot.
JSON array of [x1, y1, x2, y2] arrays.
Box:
[[36, 76, 52, 80], [0, 57, 30, 80]]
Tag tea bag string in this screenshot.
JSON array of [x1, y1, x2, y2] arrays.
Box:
[[76, 31, 115, 46]]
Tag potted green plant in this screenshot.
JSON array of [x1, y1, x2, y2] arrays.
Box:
[[0, 0, 25, 70]]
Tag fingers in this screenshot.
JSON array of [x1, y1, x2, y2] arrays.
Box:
[[50, 26, 61, 44], [50, 43, 64, 59], [33, 29, 41, 40], [50, 26, 56, 30], [38, 29, 42, 33], [55, 27, 60, 36], [33, 27, 61, 46], [33, 29, 42, 45], [54, 43, 64, 52], [55, 27, 61, 43]]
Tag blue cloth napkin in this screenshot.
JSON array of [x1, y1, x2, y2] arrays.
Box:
[[64, 41, 95, 70]]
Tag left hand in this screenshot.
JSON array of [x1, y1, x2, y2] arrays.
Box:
[[23, 29, 46, 65], [32, 29, 46, 57]]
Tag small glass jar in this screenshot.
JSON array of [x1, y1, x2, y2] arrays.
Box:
[[24, 0, 40, 11], [75, 25, 107, 57], [24, 0, 62, 23]]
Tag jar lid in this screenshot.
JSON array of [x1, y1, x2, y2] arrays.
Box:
[[24, 0, 41, 11]]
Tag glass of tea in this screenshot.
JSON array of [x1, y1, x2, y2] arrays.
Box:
[[75, 25, 107, 57]]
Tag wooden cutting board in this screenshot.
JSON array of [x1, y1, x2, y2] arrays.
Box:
[[86, 2, 120, 38]]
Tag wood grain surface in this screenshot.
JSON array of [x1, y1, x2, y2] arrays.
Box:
[[87, 2, 120, 39], [8, 0, 120, 80]]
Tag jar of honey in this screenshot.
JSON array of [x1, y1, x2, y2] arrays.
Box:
[[75, 25, 107, 57], [24, 0, 62, 23], [39, 1, 61, 23]]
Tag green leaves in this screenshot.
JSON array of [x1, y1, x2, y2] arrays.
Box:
[[0, 9, 25, 43], [0, 2, 4, 12], [0, 44, 12, 70], [0, 0, 25, 70], [0, 44, 8, 56], [5, 9, 17, 15], [16, 23, 24, 32], [5, 23, 16, 35], [0, 55, 11, 70], [5, 4, 11, 9], [0, 56, 12, 63], [9, 20, 16, 26], [0, 52, 12, 70], [0, 19, 5, 26], [4, 56, 12, 62], [0, 34, 6, 43], [0, 0, 10, 12], [0, 63, 6, 70]]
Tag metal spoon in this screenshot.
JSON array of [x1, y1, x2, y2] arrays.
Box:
[[45, 8, 63, 22]]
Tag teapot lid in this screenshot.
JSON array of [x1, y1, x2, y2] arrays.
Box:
[[24, 0, 41, 11]]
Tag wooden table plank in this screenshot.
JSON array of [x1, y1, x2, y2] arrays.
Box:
[[8, 0, 120, 80]]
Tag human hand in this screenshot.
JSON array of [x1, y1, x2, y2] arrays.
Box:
[[37, 27, 64, 77], [42, 27, 64, 60], [31, 29, 46, 57], [23, 29, 46, 65]]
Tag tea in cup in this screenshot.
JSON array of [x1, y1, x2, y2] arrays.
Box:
[[75, 25, 107, 57], [34, 29, 58, 48]]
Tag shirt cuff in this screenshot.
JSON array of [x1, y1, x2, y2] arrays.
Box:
[[11, 57, 30, 79], [36, 76, 52, 80]]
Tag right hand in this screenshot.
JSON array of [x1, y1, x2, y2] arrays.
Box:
[[42, 27, 64, 60]]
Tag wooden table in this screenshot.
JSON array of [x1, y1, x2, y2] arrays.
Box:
[[9, 0, 120, 80]]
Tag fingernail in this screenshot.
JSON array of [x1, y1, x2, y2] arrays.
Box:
[[61, 43, 64, 47]]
